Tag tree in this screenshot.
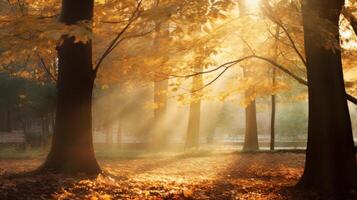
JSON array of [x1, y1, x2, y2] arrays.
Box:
[[238, 0, 259, 152], [151, 11, 169, 149], [270, 26, 280, 151], [185, 65, 203, 149], [297, 0, 357, 194], [40, 0, 101, 174]]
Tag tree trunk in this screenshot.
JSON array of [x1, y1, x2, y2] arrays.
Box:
[[185, 99, 201, 149], [105, 124, 113, 147], [151, 79, 168, 148], [270, 26, 280, 151], [185, 66, 203, 149], [298, 0, 357, 193], [116, 118, 122, 149], [40, 0, 100, 174], [238, 0, 259, 152], [270, 90, 276, 151], [243, 100, 259, 151], [151, 17, 169, 149], [5, 110, 11, 132], [41, 116, 48, 148], [104, 106, 113, 147]]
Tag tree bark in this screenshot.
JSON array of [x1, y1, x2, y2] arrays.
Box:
[[40, 0, 100, 174], [243, 100, 259, 151], [298, 0, 357, 193]]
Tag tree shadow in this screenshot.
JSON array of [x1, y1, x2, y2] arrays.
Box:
[[201, 152, 313, 199], [0, 170, 101, 200], [102, 151, 219, 181]]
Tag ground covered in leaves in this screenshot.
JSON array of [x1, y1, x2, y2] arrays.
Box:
[[0, 152, 327, 199]]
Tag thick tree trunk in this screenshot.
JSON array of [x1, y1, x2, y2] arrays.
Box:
[[40, 0, 100, 174], [298, 0, 357, 193], [243, 100, 259, 151]]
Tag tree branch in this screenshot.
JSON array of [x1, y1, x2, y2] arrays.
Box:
[[37, 53, 57, 83], [93, 0, 143, 75], [262, 4, 307, 67], [164, 54, 357, 105], [342, 8, 357, 36]]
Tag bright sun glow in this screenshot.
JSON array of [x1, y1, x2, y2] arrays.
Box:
[[245, 0, 261, 10]]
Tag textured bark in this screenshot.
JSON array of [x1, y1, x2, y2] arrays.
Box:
[[40, 0, 100, 174], [297, 0, 357, 193]]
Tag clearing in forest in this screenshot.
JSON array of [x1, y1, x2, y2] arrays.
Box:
[[0, 152, 327, 200]]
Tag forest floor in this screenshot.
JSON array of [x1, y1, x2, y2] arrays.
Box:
[[0, 152, 339, 200]]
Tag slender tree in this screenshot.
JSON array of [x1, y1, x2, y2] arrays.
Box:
[[185, 65, 203, 149], [270, 26, 280, 151], [116, 118, 122, 148], [239, 0, 259, 152], [297, 0, 357, 193], [151, 27, 169, 149]]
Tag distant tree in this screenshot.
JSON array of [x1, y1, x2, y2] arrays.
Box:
[[238, 0, 259, 152], [185, 65, 203, 149]]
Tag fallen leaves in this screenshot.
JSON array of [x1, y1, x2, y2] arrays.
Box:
[[0, 153, 315, 200]]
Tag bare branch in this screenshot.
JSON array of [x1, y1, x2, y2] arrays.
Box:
[[36, 53, 57, 83], [162, 54, 357, 104], [262, 5, 307, 67], [93, 0, 143, 75], [342, 8, 357, 36], [192, 66, 230, 93], [347, 94, 357, 104]]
